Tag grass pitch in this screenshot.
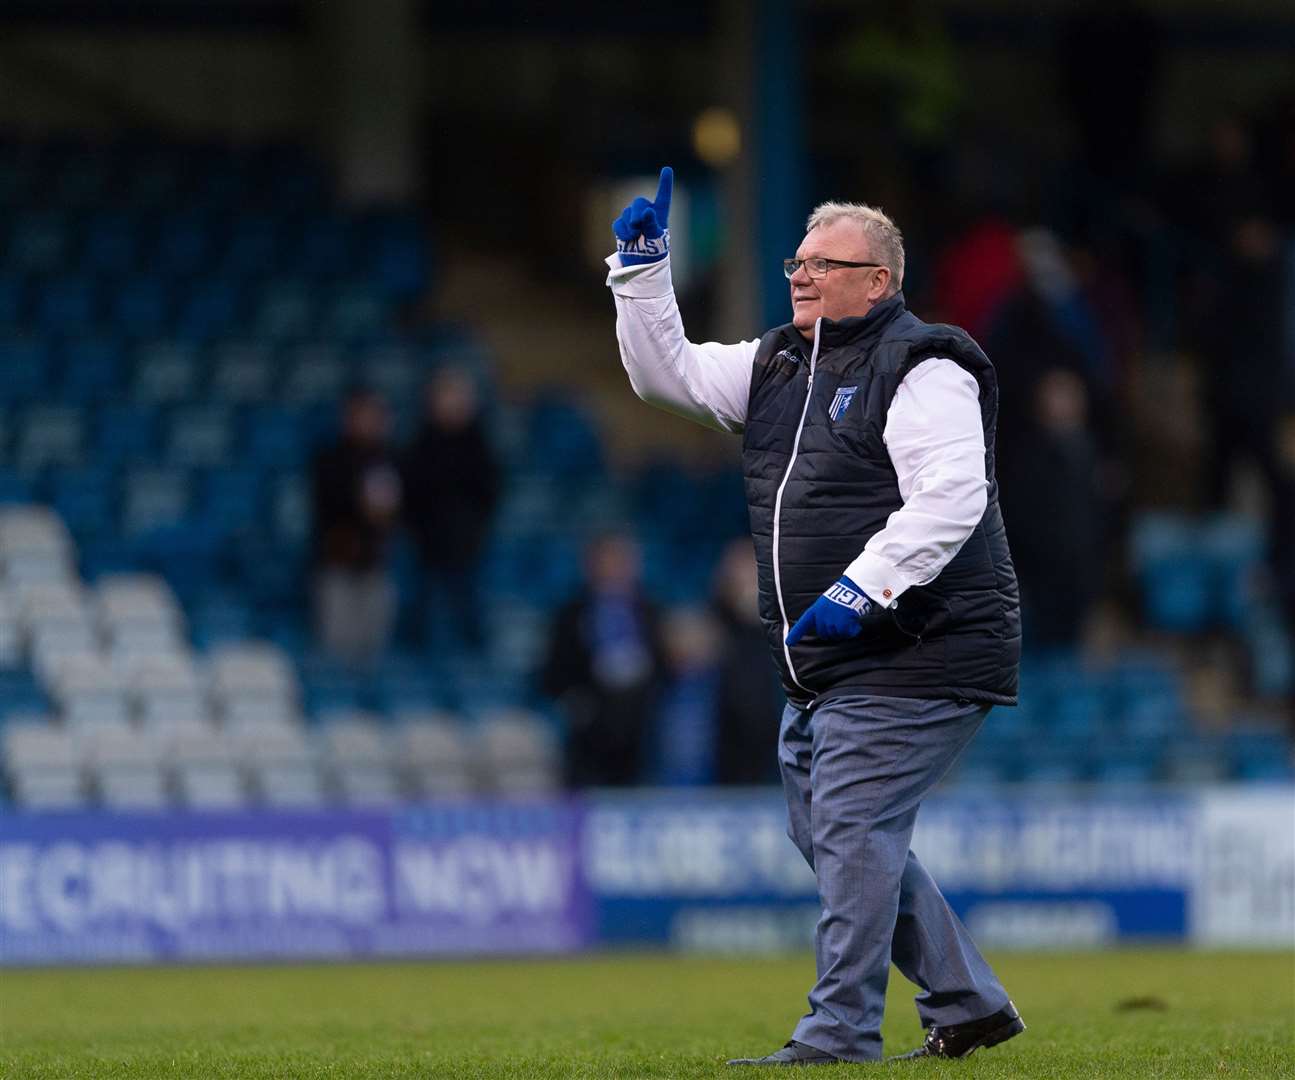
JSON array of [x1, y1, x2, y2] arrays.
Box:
[[1, 949, 1292, 1078]]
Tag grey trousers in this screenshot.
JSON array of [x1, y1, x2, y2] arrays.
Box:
[[779, 692, 1010, 1062]]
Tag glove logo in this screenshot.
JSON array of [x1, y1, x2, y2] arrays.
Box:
[[825, 580, 868, 611], [829, 385, 858, 423]]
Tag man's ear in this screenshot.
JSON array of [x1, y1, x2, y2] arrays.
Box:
[[870, 267, 891, 301]]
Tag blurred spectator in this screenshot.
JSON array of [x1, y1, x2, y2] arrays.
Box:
[[310, 387, 402, 666], [1000, 370, 1102, 649], [541, 534, 666, 788], [400, 368, 501, 654], [930, 214, 1024, 343], [710, 540, 783, 784], [654, 609, 722, 786]]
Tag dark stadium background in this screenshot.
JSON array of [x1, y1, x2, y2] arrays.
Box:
[[0, 0, 1291, 987]]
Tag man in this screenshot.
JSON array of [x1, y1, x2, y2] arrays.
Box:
[[400, 367, 502, 654], [309, 386, 402, 666], [606, 168, 1024, 1065]]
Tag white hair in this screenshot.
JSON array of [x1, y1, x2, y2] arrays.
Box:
[[805, 201, 905, 295]]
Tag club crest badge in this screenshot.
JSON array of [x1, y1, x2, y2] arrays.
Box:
[[829, 385, 858, 423]]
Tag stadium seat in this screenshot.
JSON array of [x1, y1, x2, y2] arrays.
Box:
[[0, 339, 51, 405], [127, 652, 210, 730], [121, 468, 191, 535], [16, 406, 84, 471], [0, 508, 77, 582], [51, 467, 117, 538], [293, 214, 351, 277], [112, 276, 172, 337], [2, 720, 86, 808], [176, 280, 243, 341], [170, 726, 247, 808], [9, 210, 68, 273], [217, 214, 281, 277], [88, 725, 168, 809], [200, 469, 264, 534], [60, 337, 126, 401], [395, 710, 475, 798], [320, 710, 401, 805], [96, 403, 158, 464], [37, 275, 98, 332], [235, 724, 325, 807], [132, 342, 200, 403], [324, 282, 386, 342], [164, 406, 234, 468], [209, 342, 275, 402], [0, 275, 26, 327], [253, 279, 315, 340], [82, 211, 141, 275], [281, 345, 347, 404], [476, 708, 560, 795], [154, 212, 214, 277], [209, 641, 301, 729], [48, 653, 131, 731]]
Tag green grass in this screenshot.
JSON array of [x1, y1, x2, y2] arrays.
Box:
[[1, 950, 1292, 1078]]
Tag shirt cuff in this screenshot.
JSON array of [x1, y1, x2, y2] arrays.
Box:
[[843, 550, 913, 608], [605, 253, 674, 297]]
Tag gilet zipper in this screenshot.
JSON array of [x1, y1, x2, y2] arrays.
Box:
[[772, 318, 821, 694]]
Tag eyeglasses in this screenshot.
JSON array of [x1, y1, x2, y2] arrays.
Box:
[[783, 257, 883, 280]]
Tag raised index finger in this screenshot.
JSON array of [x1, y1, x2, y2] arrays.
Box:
[[654, 166, 673, 213]]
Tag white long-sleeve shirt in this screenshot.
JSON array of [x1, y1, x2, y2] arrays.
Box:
[[607, 255, 989, 608]]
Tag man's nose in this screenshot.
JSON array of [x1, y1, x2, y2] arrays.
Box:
[[790, 264, 812, 287]]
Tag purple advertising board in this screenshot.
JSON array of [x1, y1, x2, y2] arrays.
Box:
[[0, 802, 591, 965]]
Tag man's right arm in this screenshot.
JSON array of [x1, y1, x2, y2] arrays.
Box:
[[606, 254, 757, 435]]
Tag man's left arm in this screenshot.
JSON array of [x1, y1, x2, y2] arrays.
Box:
[[844, 358, 988, 607]]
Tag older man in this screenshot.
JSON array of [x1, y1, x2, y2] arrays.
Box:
[[606, 169, 1024, 1065]]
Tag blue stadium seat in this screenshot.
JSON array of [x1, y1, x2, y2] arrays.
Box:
[[16, 405, 84, 471], [281, 346, 347, 404], [112, 275, 172, 337], [270, 472, 310, 543], [60, 337, 125, 401], [37, 274, 98, 331], [325, 282, 387, 342], [78, 537, 143, 581], [0, 339, 52, 404], [527, 398, 605, 483], [292, 214, 351, 277], [217, 214, 281, 276], [0, 275, 27, 325], [362, 345, 419, 401], [122, 466, 192, 534], [96, 402, 158, 463], [154, 212, 214, 277], [362, 212, 428, 299], [244, 405, 308, 467], [9, 211, 68, 272], [210, 342, 275, 402], [1228, 729, 1295, 781], [164, 406, 234, 467], [51, 466, 117, 538], [253, 279, 315, 341], [175, 279, 243, 341], [189, 590, 254, 649], [82, 211, 141, 275], [0, 470, 34, 505], [201, 468, 264, 533], [132, 341, 199, 402]]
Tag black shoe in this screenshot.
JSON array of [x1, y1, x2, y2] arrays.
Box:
[[888, 1001, 1025, 1061], [727, 1040, 841, 1066]]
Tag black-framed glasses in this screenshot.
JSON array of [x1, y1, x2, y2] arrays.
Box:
[[783, 257, 883, 280]]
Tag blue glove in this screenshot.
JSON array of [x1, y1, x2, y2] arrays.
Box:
[[613, 166, 672, 265], [785, 576, 880, 645]]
